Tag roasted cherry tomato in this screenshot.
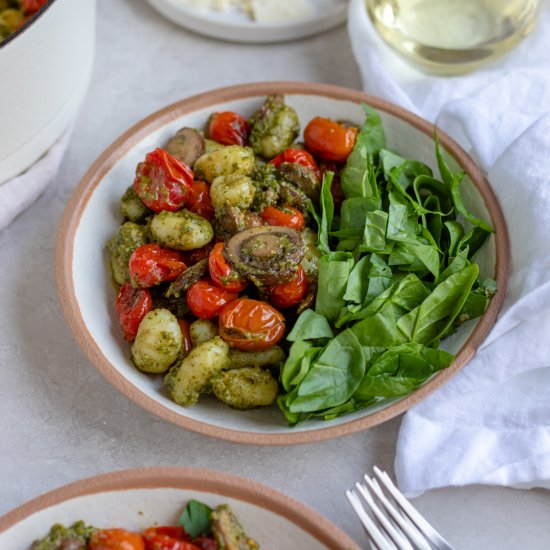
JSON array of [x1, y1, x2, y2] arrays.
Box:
[[178, 319, 193, 355], [129, 244, 187, 288], [134, 148, 193, 213], [218, 298, 285, 351], [21, 0, 48, 15], [186, 181, 214, 221], [143, 527, 199, 550], [208, 242, 248, 293], [208, 111, 250, 146], [304, 117, 358, 163], [319, 160, 345, 211], [186, 280, 238, 320], [115, 283, 153, 341], [268, 147, 320, 178], [89, 528, 145, 550], [268, 266, 308, 309], [260, 205, 304, 231]]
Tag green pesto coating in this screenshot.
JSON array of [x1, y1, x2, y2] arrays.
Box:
[[210, 174, 256, 212], [210, 367, 279, 410], [193, 145, 255, 183], [300, 227, 322, 280], [150, 208, 214, 251], [249, 94, 300, 159], [30, 521, 96, 550], [132, 308, 183, 373], [228, 346, 285, 368], [211, 504, 260, 550], [250, 163, 281, 211], [120, 186, 151, 223], [165, 337, 230, 407], [106, 221, 148, 285]]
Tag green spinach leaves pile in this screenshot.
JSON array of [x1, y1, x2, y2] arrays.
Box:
[[278, 105, 496, 425]]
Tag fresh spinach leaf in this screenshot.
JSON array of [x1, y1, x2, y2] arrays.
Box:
[[343, 255, 372, 304], [397, 264, 479, 345], [317, 171, 335, 255], [315, 251, 355, 322], [179, 500, 212, 539], [286, 309, 334, 342], [289, 329, 366, 412], [341, 104, 385, 199]]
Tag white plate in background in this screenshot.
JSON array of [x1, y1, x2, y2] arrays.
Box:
[[0, 467, 359, 549], [145, 0, 348, 43]]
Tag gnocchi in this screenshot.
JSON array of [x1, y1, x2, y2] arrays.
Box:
[[131, 309, 182, 373]]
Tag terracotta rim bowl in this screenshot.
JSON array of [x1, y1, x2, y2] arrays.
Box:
[[0, 467, 359, 549], [56, 81, 509, 445]]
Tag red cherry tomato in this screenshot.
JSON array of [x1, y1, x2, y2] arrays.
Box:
[[208, 111, 250, 146], [115, 283, 153, 341], [269, 147, 320, 179], [89, 529, 145, 550], [208, 242, 248, 293], [304, 117, 358, 163], [268, 266, 308, 309], [187, 280, 238, 320], [260, 206, 304, 231], [134, 148, 193, 213], [143, 527, 200, 550], [218, 299, 285, 351], [129, 244, 187, 288], [21, 0, 48, 15], [178, 319, 193, 355], [186, 181, 214, 221]]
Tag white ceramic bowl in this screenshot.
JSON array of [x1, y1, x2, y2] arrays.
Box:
[[0, 0, 96, 184], [0, 467, 359, 549], [56, 82, 508, 445], [145, 0, 348, 43]]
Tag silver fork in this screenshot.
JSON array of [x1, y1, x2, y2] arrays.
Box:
[[346, 466, 455, 550]]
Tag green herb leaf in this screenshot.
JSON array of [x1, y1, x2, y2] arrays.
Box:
[[179, 499, 212, 539]]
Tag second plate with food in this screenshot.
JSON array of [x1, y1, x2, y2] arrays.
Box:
[[145, 0, 348, 43], [0, 467, 358, 549], [56, 82, 508, 445]]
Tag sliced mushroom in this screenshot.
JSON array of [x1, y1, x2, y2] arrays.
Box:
[[278, 162, 320, 201], [224, 226, 304, 286], [165, 259, 208, 298], [278, 181, 311, 212], [215, 206, 264, 240], [164, 128, 205, 167]]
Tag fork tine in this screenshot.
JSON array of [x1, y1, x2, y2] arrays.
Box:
[[363, 476, 432, 550], [346, 489, 396, 550], [373, 466, 456, 550], [355, 482, 415, 550]]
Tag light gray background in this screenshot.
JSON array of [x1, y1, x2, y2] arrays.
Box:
[[1, 1, 549, 547]]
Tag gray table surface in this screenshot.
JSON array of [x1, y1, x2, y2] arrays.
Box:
[[1, 0, 549, 548]]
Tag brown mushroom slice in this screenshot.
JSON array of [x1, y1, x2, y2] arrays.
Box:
[[225, 226, 304, 286], [165, 259, 208, 298], [278, 180, 311, 212], [164, 128, 205, 167], [278, 162, 320, 201], [215, 207, 264, 240]]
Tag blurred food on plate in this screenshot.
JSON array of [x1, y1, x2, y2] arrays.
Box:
[[0, 0, 48, 42], [180, 0, 315, 22]]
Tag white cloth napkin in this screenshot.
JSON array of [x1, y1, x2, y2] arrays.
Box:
[[0, 126, 73, 231], [348, 0, 550, 494]]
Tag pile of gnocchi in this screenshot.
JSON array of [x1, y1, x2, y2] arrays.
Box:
[[107, 94, 358, 412]]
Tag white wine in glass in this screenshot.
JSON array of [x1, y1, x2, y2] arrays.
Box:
[[365, 0, 542, 74]]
